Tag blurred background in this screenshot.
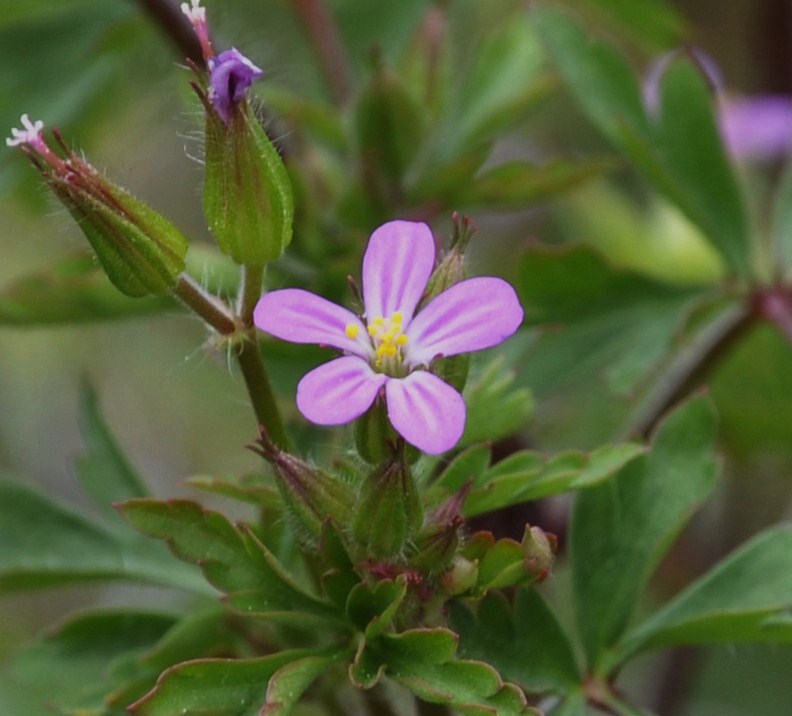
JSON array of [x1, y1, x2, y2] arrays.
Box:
[[1, 1, 792, 714]]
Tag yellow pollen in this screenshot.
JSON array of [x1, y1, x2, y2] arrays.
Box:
[[345, 323, 359, 339], [367, 311, 409, 370]]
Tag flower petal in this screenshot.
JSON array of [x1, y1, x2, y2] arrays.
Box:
[[362, 220, 435, 322], [297, 356, 386, 425], [405, 276, 523, 366], [386, 371, 465, 455], [254, 288, 369, 356]]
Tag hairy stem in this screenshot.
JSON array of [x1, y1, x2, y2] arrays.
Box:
[[290, 0, 354, 104], [175, 273, 287, 447], [623, 299, 755, 438], [133, 0, 205, 66], [235, 330, 288, 448], [174, 273, 236, 334]]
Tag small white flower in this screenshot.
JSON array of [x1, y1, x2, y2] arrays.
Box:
[[180, 0, 205, 24], [6, 114, 44, 148]]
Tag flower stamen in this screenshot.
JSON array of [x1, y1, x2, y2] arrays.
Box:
[[367, 312, 409, 373]]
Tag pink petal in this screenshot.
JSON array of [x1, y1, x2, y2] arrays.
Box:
[[297, 356, 387, 425], [362, 220, 435, 322], [386, 371, 465, 455], [405, 277, 523, 366], [254, 288, 370, 356]]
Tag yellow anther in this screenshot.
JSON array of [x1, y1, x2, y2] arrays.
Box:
[[345, 323, 359, 339], [373, 316, 385, 326], [396, 334, 408, 346], [392, 311, 403, 324]]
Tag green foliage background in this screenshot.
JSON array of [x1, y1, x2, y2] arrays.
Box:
[[1, 1, 792, 714]]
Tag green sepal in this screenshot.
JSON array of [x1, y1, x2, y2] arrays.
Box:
[[253, 438, 355, 549], [49, 164, 188, 297], [203, 100, 294, 265], [354, 400, 398, 464], [353, 459, 423, 559]]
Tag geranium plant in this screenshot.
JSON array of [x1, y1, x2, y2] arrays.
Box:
[[2, 1, 792, 715]]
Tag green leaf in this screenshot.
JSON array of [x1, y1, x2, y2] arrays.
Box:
[[532, 6, 650, 149], [459, 442, 645, 518], [431, 444, 492, 495], [582, 0, 686, 49], [75, 383, 149, 527], [461, 355, 535, 446], [655, 58, 749, 275], [346, 577, 409, 639], [356, 628, 539, 715], [450, 16, 545, 154], [0, 479, 205, 594], [571, 395, 719, 669], [0, 254, 172, 326], [119, 499, 338, 624], [614, 526, 792, 664], [456, 159, 611, 210], [534, 8, 749, 275], [450, 589, 581, 693], [0, 610, 175, 716], [548, 692, 592, 716], [517, 244, 703, 404], [129, 648, 336, 716], [264, 650, 350, 715], [140, 608, 241, 673], [771, 158, 792, 275]]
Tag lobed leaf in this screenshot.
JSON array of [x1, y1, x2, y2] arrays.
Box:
[[129, 648, 343, 716], [457, 442, 645, 518], [119, 499, 338, 623], [613, 526, 792, 665], [450, 589, 580, 694], [75, 383, 149, 527], [0, 479, 205, 594], [571, 395, 719, 669], [654, 58, 749, 275], [353, 627, 540, 715], [0, 610, 175, 716]]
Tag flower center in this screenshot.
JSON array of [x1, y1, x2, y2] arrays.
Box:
[[345, 311, 410, 376]]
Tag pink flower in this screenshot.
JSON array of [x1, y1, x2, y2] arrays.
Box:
[[720, 95, 792, 163], [254, 220, 523, 454], [208, 49, 263, 124]]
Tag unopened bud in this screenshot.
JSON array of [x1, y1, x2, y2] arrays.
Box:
[[522, 524, 556, 584], [7, 116, 187, 297], [421, 213, 476, 391], [251, 432, 353, 547], [440, 555, 478, 596], [189, 38, 293, 265], [411, 482, 470, 575], [353, 457, 423, 559]]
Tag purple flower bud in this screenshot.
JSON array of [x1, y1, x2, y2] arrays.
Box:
[[208, 48, 263, 124], [720, 95, 792, 163]]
